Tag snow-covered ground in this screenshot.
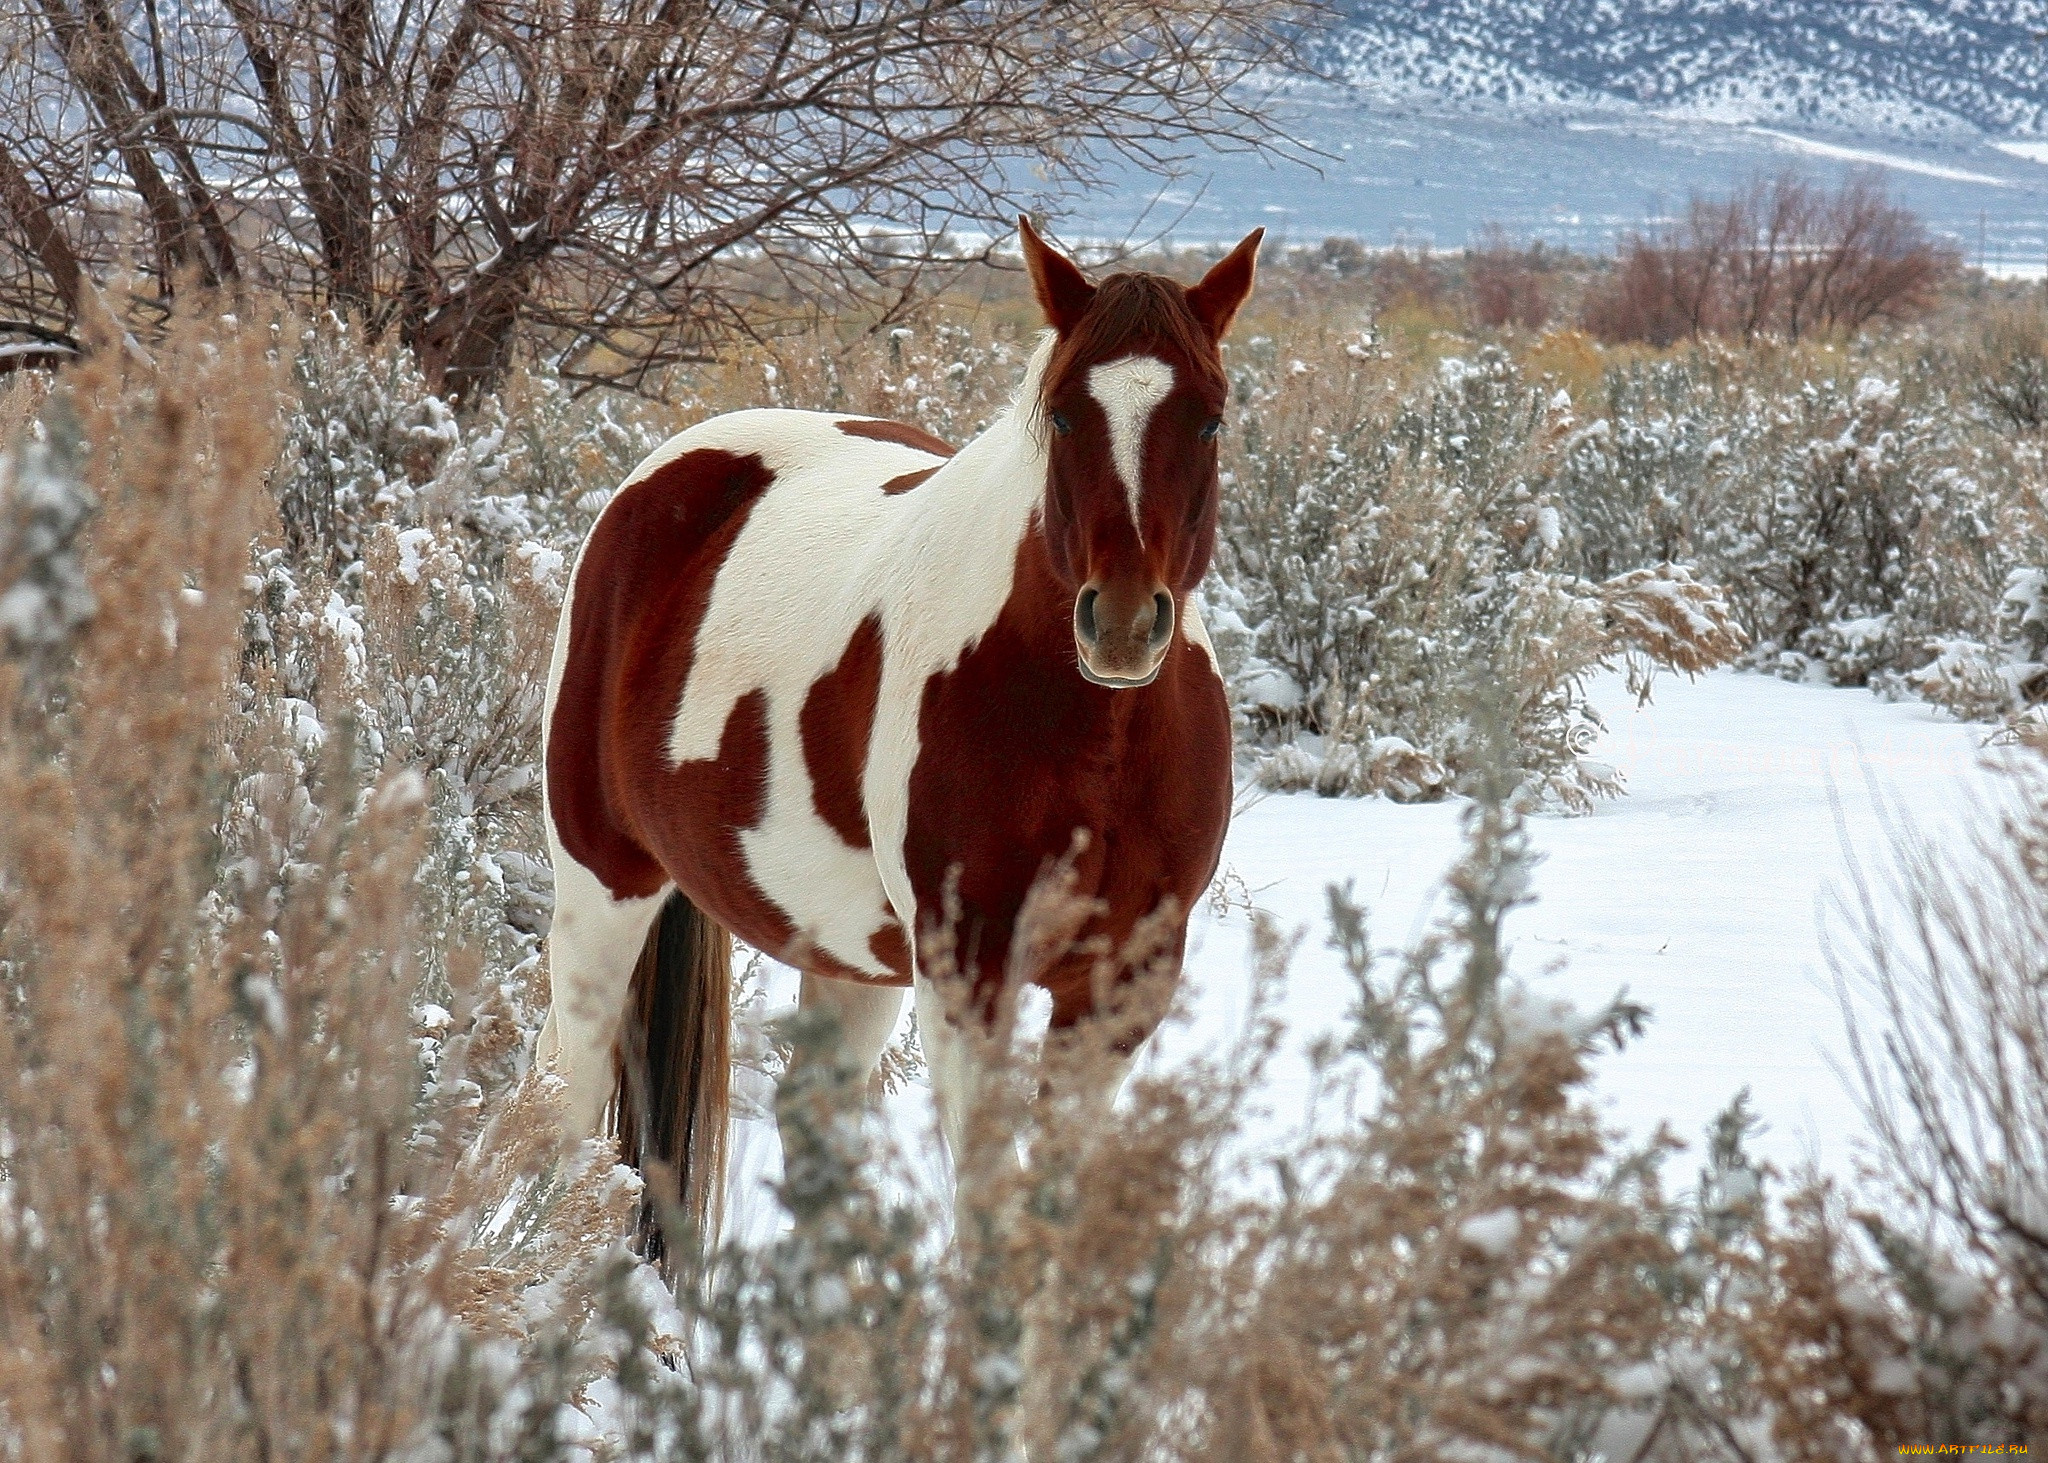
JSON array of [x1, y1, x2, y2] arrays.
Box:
[[726, 669, 2017, 1236], [1166, 668, 2016, 1180]]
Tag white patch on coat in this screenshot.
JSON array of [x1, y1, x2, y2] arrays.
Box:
[[1085, 355, 1176, 532], [1180, 593, 1220, 674]]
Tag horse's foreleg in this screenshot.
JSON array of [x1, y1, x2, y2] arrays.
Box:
[[911, 973, 981, 1181], [537, 849, 669, 1137]]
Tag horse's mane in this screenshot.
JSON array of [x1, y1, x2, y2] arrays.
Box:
[[1042, 272, 1226, 407]]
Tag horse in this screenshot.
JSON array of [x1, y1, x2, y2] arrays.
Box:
[[535, 219, 1260, 1245]]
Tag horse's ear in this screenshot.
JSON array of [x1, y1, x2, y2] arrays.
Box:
[[1186, 228, 1264, 341], [1019, 216, 1095, 334]]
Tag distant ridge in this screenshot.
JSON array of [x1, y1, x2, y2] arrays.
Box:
[[1326, 1, 2048, 137]]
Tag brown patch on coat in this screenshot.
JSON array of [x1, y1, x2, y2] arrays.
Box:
[[801, 614, 883, 849], [868, 921, 913, 979], [800, 613, 914, 985], [880, 466, 939, 495], [547, 448, 774, 902], [836, 417, 956, 457], [904, 528, 1232, 1035]]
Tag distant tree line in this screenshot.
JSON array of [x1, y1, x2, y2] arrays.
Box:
[[1310, 172, 1954, 348]]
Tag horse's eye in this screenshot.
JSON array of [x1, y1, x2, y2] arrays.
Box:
[[1200, 417, 1223, 442], [1050, 410, 1072, 436]]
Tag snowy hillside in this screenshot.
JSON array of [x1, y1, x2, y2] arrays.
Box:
[[1327, 0, 2048, 136], [1068, 2, 2048, 261]]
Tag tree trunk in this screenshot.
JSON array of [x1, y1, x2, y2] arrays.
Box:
[[0, 142, 84, 320]]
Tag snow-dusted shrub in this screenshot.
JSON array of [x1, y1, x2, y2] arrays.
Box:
[[283, 318, 677, 562], [281, 320, 462, 568], [1554, 339, 2048, 719], [1550, 348, 1739, 581], [0, 396, 94, 674], [1907, 568, 2048, 721], [1738, 741, 2048, 1449], [1210, 337, 1742, 807], [1959, 297, 2048, 433], [0, 314, 636, 1456]]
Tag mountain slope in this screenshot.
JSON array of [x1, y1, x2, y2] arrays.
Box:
[[1328, 2, 2048, 136]]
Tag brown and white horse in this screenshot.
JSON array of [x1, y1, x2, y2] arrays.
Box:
[[536, 220, 1260, 1237]]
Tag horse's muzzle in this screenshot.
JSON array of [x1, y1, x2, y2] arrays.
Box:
[[1074, 582, 1174, 687]]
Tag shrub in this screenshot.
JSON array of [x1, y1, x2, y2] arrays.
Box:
[[1468, 227, 1552, 332], [1958, 297, 2048, 433], [1207, 338, 1741, 808], [0, 311, 637, 1457]]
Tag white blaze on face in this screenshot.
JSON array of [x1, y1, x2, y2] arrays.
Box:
[[1086, 355, 1175, 536]]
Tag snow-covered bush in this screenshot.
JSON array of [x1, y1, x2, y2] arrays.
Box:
[[0, 400, 94, 669], [1209, 337, 1742, 808], [1552, 335, 2048, 721]]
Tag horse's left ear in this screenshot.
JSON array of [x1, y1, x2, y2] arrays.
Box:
[[1186, 229, 1264, 341]]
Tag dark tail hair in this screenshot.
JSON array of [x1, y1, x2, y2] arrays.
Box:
[[610, 890, 732, 1270]]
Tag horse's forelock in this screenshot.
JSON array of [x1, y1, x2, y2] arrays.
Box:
[[1042, 273, 1225, 406]]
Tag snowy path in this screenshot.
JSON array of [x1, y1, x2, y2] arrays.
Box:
[[725, 669, 2016, 1236]]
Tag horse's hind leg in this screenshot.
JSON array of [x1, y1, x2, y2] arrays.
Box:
[[776, 974, 903, 1189], [789, 973, 904, 1088], [537, 845, 669, 1136]]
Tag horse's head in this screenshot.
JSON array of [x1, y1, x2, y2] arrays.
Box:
[[1020, 218, 1262, 689]]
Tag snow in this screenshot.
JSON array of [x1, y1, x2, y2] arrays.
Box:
[[395, 526, 436, 585], [1158, 668, 2016, 1177], [1457, 1207, 1523, 1256], [1747, 128, 2011, 187]]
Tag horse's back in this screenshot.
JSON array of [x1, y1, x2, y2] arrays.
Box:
[[543, 408, 949, 983]]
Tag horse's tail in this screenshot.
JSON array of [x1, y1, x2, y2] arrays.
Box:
[[610, 890, 731, 1269]]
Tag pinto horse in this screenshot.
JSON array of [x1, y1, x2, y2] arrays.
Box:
[[536, 220, 1260, 1239]]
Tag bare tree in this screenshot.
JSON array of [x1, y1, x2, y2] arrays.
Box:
[[1583, 171, 1954, 348], [0, 0, 1306, 397], [1465, 224, 1549, 332]]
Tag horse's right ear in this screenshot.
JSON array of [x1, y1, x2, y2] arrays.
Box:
[[1019, 216, 1096, 334]]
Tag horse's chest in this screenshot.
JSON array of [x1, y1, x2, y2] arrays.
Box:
[[899, 632, 1235, 984]]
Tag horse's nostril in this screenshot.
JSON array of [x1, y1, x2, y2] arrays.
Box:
[[1075, 588, 1100, 646], [1149, 592, 1174, 652]]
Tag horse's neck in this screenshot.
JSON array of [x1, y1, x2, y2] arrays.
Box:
[[883, 337, 1063, 655]]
